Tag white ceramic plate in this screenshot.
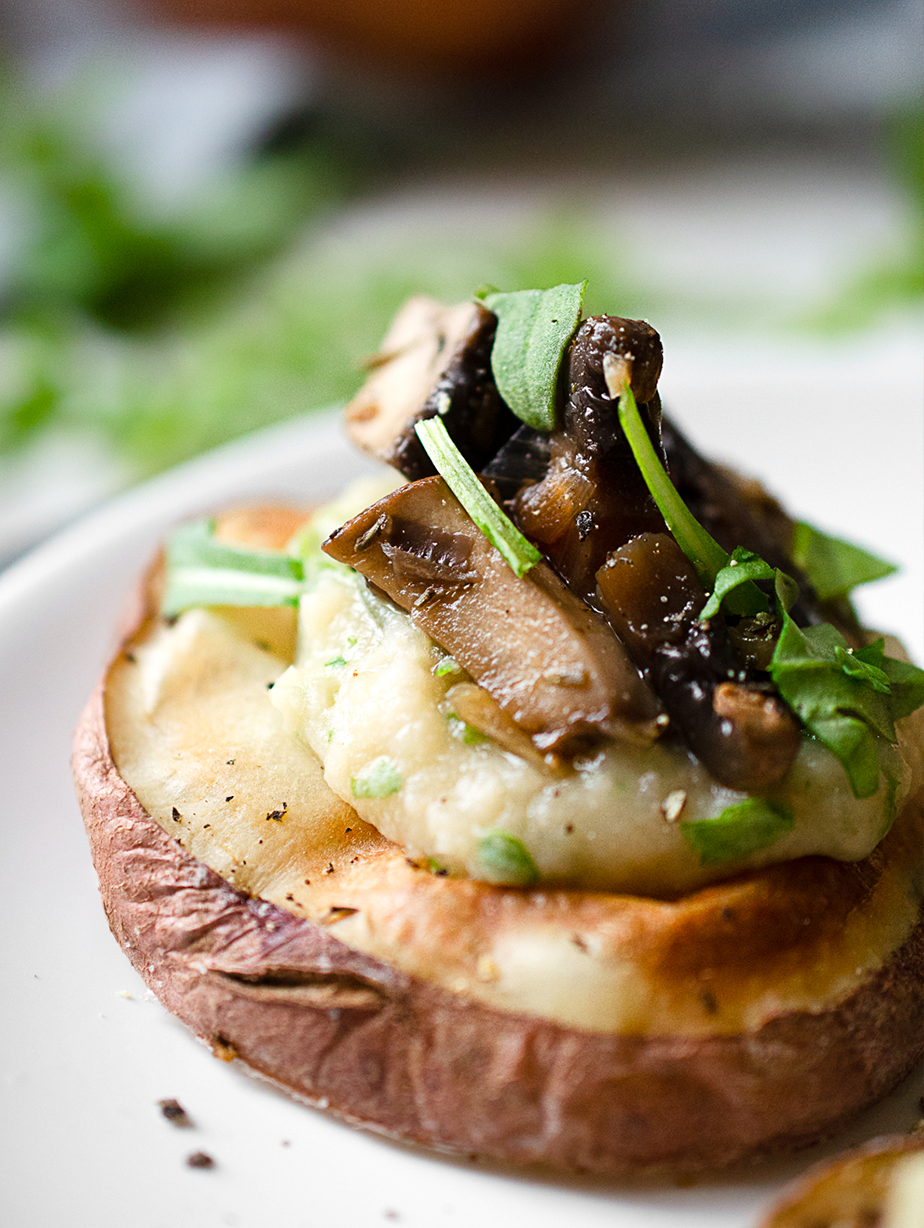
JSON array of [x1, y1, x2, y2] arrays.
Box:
[[1, 357, 921, 1228]]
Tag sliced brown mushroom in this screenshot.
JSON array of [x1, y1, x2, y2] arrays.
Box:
[[323, 476, 660, 753], [596, 532, 801, 792], [515, 315, 668, 607], [345, 296, 519, 482]]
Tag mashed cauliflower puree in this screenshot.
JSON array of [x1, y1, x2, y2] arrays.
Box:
[[269, 480, 912, 897]]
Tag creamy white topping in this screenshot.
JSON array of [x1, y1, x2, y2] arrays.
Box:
[[270, 491, 913, 895]]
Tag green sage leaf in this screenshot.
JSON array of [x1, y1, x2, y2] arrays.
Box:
[[483, 282, 586, 431], [680, 798, 795, 866]]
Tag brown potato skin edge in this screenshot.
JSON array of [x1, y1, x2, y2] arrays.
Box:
[[73, 670, 924, 1174]]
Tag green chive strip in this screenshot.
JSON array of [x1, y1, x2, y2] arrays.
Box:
[[608, 368, 728, 591], [414, 416, 542, 579]]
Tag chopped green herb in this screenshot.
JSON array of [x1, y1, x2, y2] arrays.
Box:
[[680, 798, 795, 866], [414, 416, 542, 578], [350, 756, 403, 800], [792, 522, 897, 601], [476, 830, 540, 886], [876, 648, 924, 719], [769, 619, 923, 798], [325, 656, 348, 669], [483, 282, 586, 431], [614, 380, 725, 583], [162, 518, 304, 616], [434, 656, 462, 678], [834, 645, 891, 693], [614, 378, 780, 618], [447, 714, 488, 745], [425, 857, 448, 876], [699, 547, 774, 620]]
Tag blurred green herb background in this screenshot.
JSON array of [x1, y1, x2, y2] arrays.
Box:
[[0, 60, 921, 483]]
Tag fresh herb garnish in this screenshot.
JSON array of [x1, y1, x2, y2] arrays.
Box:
[[162, 519, 304, 616], [681, 798, 795, 866], [447, 713, 488, 745], [414, 416, 542, 578], [699, 547, 774, 620], [434, 656, 462, 677], [482, 282, 586, 432], [768, 622, 923, 798], [613, 375, 766, 615], [476, 831, 540, 887], [610, 369, 923, 798], [791, 522, 897, 601], [350, 757, 403, 799]]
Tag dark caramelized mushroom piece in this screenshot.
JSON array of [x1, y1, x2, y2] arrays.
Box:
[[596, 533, 801, 792], [660, 415, 859, 640], [345, 297, 518, 482], [515, 315, 668, 606], [324, 476, 660, 753]]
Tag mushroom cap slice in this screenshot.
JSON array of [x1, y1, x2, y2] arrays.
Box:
[[346, 296, 517, 482], [323, 475, 659, 751]]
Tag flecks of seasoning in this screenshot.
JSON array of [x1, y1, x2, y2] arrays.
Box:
[[355, 516, 385, 552], [324, 862, 335, 874], [323, 906, 359, 924], [661, 790, 687, 822], [304, 878, 311, 886], [226, 759, 235, 765], [225, 796, 234, 802], [571, 934, 589, 953], [172, 807, 182, 823], [124, 651, 136, 663], [266, 802, 288, 822], [266, 681, 274, 690], [202, 824, 211, 829], [186, 1152, 215, 1170], [565, 822, 575, 835], [345, 827, 352, 834], [158, 1098, 193, 1128], [405, 857, 417, 869]]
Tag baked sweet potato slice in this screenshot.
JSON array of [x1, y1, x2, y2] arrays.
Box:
[[72, 505, 924, 1173]]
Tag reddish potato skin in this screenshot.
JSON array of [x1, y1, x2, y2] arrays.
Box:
[[74, 673, 924, 1173]]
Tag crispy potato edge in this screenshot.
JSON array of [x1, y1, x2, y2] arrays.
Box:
[[73, 666, 924, 1173]]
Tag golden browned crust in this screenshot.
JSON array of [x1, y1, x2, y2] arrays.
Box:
[[72, 506, 924, 1172], [757, 1133, 924, 1227], [73, 685, 924, 1170]]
